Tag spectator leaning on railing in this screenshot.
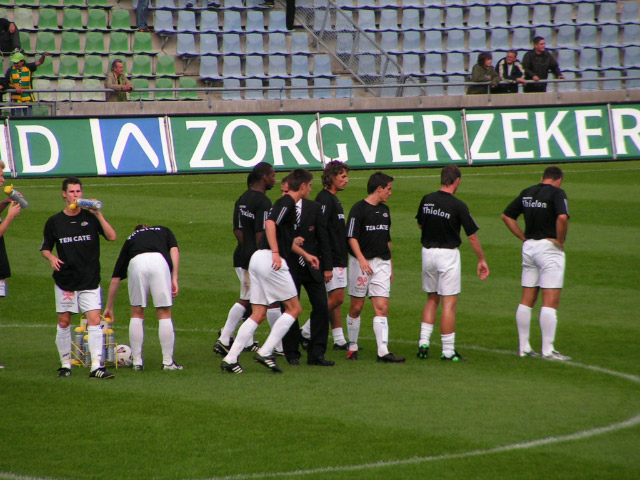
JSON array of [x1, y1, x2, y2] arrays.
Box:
[[4, 51, 50, 114], [467, 52, 500, 95], [495, 50, 526, 94], [522, 37, 564, 93], [105, 59, 133, 102]]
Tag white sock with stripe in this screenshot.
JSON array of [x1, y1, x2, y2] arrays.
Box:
[[56, 325, 72, 369], [346, 315, 361, 350], [87, 325, 103, 371], [372, 316, 389, 357]]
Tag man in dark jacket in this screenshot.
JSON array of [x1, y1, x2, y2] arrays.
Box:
[[495, 50, 526, 94], [522, 37, 564, 93]]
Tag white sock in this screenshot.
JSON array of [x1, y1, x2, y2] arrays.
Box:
[[300, 319, 311, 340], [372, 316, 389, 357], [259, 313, 296, 356], [158, 318, 175, 365], [267, 308, 283, 351], [516, 304, 533, 353], [129, 317, 144, 366], [540, 306, 558, 356], [88, 325, 103, 371], [419, 322, 434, 347], [346, 315, 361, 350], [56, 325, 72, 368], [441, 332, 455, 358], [220, 303, 246, 344], [332, 327, 347, 346], [224, 319, 259, 364]]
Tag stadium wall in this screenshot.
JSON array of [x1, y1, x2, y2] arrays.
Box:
[[5, 102, 640, 177]]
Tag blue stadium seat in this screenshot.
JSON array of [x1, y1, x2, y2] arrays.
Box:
[[267, 55, 288, 78], [222, 34, 242, 55], [602, 70, 622, 90], [621, 2, 639, 23], [313, 55, 335, 77], [223, 11, 243, 33], [511, 28, 530, 51], [199, 55, 221, 82], [245, 78, 264, 101], [268, 11, 289, 33], [222, 78, 241, 101], [445, 53, 465, 75], [423, 30, 443, 53], [510, 6, 530, 28], [267, 78, 286, 100], [557, 71, 577, 92], [488, 6, 508, 28], [381, 32, 399, 53], [200, 10, 219, 33], [600, 48, 621, 69], [291, 55, 311, 78], [246, 11, 266, 33], [490, 29, 509, 51], [246, 34, 266, 55], [313, 77, 332, 99], [424, 53, 444, 75], [290, 78, 309, 100], [599, 25, 619, 47], [444, 8, 464, 29], [554, 5, 574, 26], [576, 3, 596, 25], [555, 26, 577, 49], [223, 55, 243, 78], [532, 5, 552, 27], [200, 34, 220, 55], [422, 8, 442, 30], [467, 6, 486, 29], [176, 33, 198, 57], [335, 77, 353, 99], [622, 24, 640, 46], [467, 30, 486, 53], [246, 55, 266, 78], [445, 29, 464, 52], [177, 11, 198, 33], [291, 33, 311, 54], [401, 9, 421, 31], [154, 11, 175, 35], [579, 48, 599, 71], [598, 3, 618, 25]]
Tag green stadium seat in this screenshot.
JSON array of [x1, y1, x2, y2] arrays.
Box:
[[156, 54, 179, 77], [33, 55, 56, 78], [57, 78, 79, 101], [33, 79, 54, 102], [85, 31, 107, 55], [109, 32, 131, 55], [110, 9, 134, 31], [87, 0, 112, 9], [155, 77, 176, 100], [39, 0, 62, 7], [35, 32, 57, 55], [133, 31, 155, 55], [178, 76, 199, 100], [13, 8, 35, 32], [83, 55, 104, 77], [131, 54, 153, 77], [64, 0, 88, 8], [15, 0, 38, 7], [87, 10, 109, 31], [37, 9, 61, 31], [59, 55, 82, 78], [130, 77, 151, 101], [82, 78, 104, 101], [60, 31, 82, 54], [19, 31, 32, 53], [62, 9, 84, 31]]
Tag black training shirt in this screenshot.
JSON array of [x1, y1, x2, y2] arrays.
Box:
[[261, 194, 297, 261], [112, 226, 178, 280], [416, 190, 479, 249], [347, 199, 391, 260], [316, 189, 348, 268], [503, 183, 569, 240], [41, 209, 106, 291], [234, 189, 272, 269]]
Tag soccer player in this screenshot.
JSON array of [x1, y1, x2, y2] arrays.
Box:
[[41, 177, 117, 379], [300, 160, 350, 351], [501, 166, 570, 360], [213, 162, 280, 356], [0, 160, 22, 369], [221, 169, 314, 374], [103, 224, 182, 371], [416, 165, 489, 362], [345, 171, 404, 363]]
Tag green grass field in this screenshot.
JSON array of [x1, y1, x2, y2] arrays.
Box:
[[1, 161, 639, 480]]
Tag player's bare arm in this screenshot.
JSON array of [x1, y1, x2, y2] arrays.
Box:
[[170, 246, 180, 296], [234, 228, 243, 244], [348, 237, 372, 275], [0, 202, 21, 237], [92, 211, 117, 241], [41, 249, 63, 271], [550, 214, 569, 250], [501, 213, 526, 242], [103, 277, 122, 323], [467, 233, 489, 280], [265, 219, 281, 270]]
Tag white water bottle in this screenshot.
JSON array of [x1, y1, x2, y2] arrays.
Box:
[[70, 198, 103, 210], [3, 184, 28, 208]]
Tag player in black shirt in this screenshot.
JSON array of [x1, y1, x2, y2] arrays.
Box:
[[221, 169, 315, 374], [103, 224, 182, 371], [0, 160, 22, 369], [502, 166, 570, 361], [299, 161, 350, 350], [415, 165, 489, 362], [41, 177, 117, 379], [345, 172, 404, 363], [214, 162, 277, 356]]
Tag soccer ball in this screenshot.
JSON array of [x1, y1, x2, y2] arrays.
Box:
[[115, 344, 133, 367]]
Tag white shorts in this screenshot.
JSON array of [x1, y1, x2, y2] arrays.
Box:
[[421, 248, 461, 296], [348, 255, 391, 298], [248, 249, 298, 306], [0, 279, 6, 297], [521, 239, 565, 289], [55, 285, 102, 314], [128, 252, 173, 308], [325, 266, 347, 293], [235, 267, 251, 301]]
